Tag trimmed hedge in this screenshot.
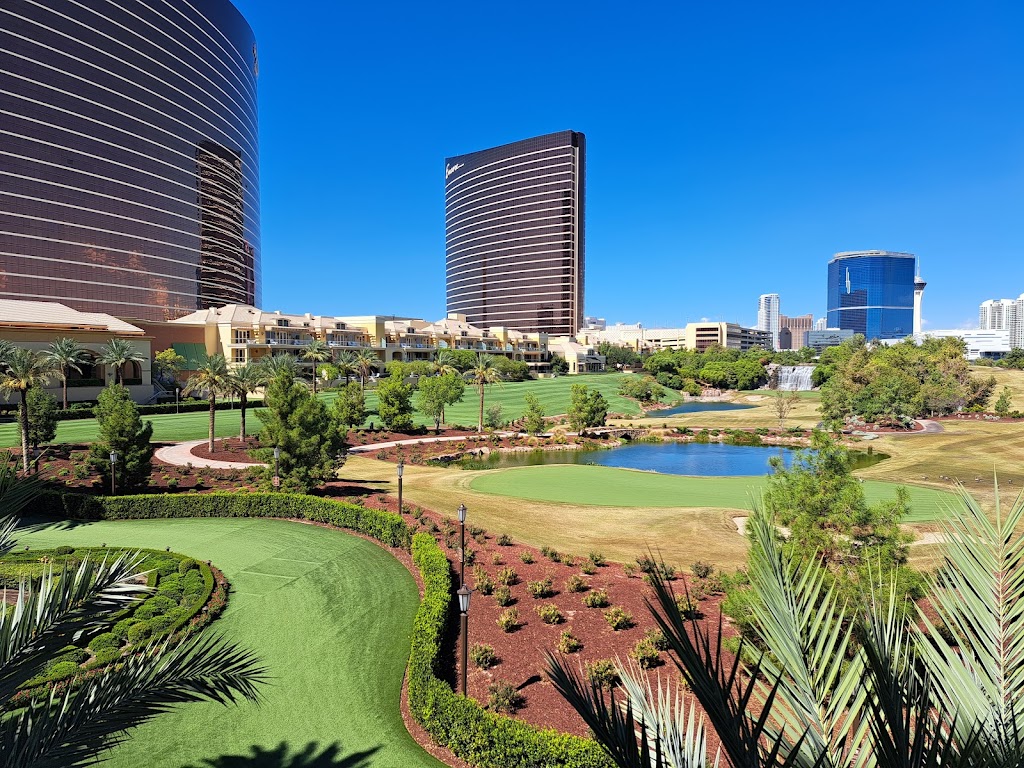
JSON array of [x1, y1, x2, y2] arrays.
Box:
[[409, 533, 611, 768], [35, 491, 410, 550]]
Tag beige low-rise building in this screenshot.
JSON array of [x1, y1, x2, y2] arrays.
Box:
[[548, 337, 606, 374], [0, 299, 152, 404]]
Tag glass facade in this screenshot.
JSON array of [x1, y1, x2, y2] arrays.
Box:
[[0, 0, 260, 321], [826, 251, 915, 340], [445, 131, 585, 337]]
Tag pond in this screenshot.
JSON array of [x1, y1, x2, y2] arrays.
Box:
[[647, 401, 756, 417], [452, 441, 886, 477]]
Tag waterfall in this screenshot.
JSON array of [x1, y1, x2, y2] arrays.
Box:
[[775, 365, 814, 391]]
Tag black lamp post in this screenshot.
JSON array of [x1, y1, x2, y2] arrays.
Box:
[[175, 387, 180, 414], [109, 450, 119, 496], [273, 446, 280, 488], [397, 459, 404, 514], [457, 503, 467, 586], [457, 585, 471, 696]]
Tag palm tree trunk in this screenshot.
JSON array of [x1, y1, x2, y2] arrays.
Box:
[[478, 384, 484, 433], [239, 393, 247, 441], [209, 394, 216, 453], [62, 370, 69, 410], [19, 388, 29, 475]]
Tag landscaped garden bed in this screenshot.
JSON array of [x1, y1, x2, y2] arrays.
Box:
[[189, 437, 264, 463]]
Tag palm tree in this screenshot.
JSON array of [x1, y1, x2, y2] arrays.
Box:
[[353, 350, 378, 391], [431, 349, 458, 377], [98, 338, 145, 385], [182, 354, 231, 453], [259, 353, 298, 383], [335, 350, 357, 386], [300, 340, 331, 395], [0, 454, 266, 764], [0, 339, 13, 365], [229, 361, 264, 442], [0, 348, 55, 474], [45, 337, 89, 409], [549, 487, 1021, 768], [465, 353, 501, 433]]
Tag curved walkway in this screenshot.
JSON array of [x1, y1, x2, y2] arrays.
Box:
[[155, 438, 265, 469]]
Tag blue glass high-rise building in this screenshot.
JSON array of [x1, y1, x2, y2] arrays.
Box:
[[826, 251, 916, 340]]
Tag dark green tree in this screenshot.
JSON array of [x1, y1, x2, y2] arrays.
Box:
[[416, 373, 465, 431], [375, 376, 415, 432], [549, 355, 569, 375], [567, 384, 608, 432], [522, 392, 546, 434], [994, 386, 1013, 416], [597, 343, 640, 369], [617, 375, 665, 403], [26, 387, 58, 451], [89, 384, 154, 491], [333, 381, 367, 429], [256, 370, 345, 491]]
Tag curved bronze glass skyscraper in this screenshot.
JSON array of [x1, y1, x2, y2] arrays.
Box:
[[445, 131, 585, 337], [0, 0, 260, 321]]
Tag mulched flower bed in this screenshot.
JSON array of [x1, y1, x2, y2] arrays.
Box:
[[346, 428, 480, 447], [361, 492, 734, 738], [190, 438, 263, 463]]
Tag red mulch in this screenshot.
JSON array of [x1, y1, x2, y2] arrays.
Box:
[[190, 438, 263, 463], [362, 493, 735, 738], [346, 428, 480, 447]]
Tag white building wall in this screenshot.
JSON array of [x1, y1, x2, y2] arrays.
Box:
[[756, 294, 780, 350]]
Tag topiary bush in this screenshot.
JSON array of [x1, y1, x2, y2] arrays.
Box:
[[88, 632, 120, 652], [126, 621, 152, 645]]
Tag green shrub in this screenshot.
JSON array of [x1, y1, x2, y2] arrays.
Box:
[[470, 643, 498, 670], [526, 577, 554, 599], [677, 594, 702, 619], [493, 586, 514, 606], [44, 661, 80, 682], [579, 561, 596, 575], [636, 555, 657, 575], [564, 574, 588, 593], [557, 630, 582, 654], [177, 557, 198, 574], [126, 621, 152, 645], [488, 681, 525, 714], [691, 560, 714, 579], [582, 589, 609, 608], [622, 564, 637, 578], [473, 567, 494, 596], [135, 594, 176, 620], [535, 603, 564, 625], [644, 628, 670, 651], [540, 545, 558, 561], [496, 533, 513, 546], [585, 659, 619, 690], [88, 632, 120, 652], [496, 567, 518, 586], [603, 606, 634, 630], [112, 617, 139, 639], [51, 646, 89, 666], [54, 545, 74, 556], [519, 551, 534, 564], [84, 646, 123, 670], [496, 608, 520, 633], [587, 551, 606, 567], [630, 637, 661, 669]]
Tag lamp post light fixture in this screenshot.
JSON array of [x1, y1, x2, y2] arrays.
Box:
[[457, 503, 467, 587], [396, 459, 404, 514], [175, 387, 180, 414], [273, 446, 281, 488], [457, 585, 471, 696], [109, 450, 119, 496]]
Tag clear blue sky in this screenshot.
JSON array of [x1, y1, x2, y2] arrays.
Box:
[[234, 0, 1023, 330]]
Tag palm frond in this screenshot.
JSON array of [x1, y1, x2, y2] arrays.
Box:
[[0, 551, 150, 699], [917, 481, 1024, 760], [744, 510, 870, 768], [0, 632, 266, 768]]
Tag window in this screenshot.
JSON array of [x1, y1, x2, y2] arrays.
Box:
[[277, 319, 290, 327], [233, 349, 246, 364]]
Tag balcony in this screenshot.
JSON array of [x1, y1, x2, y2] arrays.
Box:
[[266, 338, 313, 347], [328, 340, 367, 348]]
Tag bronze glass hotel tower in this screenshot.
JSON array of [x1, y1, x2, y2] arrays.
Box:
[[0, 0, 260, 321], [445, 131, 585, 336]]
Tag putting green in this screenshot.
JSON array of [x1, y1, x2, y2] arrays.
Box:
[[469, 464, 954, 523], [15, 517, 444, 768]]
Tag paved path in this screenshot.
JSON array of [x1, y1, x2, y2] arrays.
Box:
[[155, 439, 265, 469]]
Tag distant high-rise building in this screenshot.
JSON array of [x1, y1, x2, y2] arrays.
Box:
[[815, 317, 828, 331], [979, 296, 1024, 349], [445, 131, 586, 336], [756, 294, 781, 350], [913, 275, 927, 336], [779, 313, 813, 350], [584, 316, 606, 330], [826, 251, 916, 340], [0, 0, 260, 321]]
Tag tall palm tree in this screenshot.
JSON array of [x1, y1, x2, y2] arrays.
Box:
[[229, 361, 264, 441], [0, 348, 55, 473], [259, 353, 298, 383], [45, 337, 89, 409], [0, 339, 13, 365], [182, 354, 231, 453], [353, 350, 378, 391], [300, 339, 331, 395], [335, 350, 357, 386], [0, 455, 266, 764], [465, 353, 501, 433], [431, 349, 458, 377], [98, 338, 145, 385]]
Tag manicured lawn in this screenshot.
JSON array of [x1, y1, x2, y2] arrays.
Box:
[[15, 517, 445, 768], [468, 464, 954, 522]]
